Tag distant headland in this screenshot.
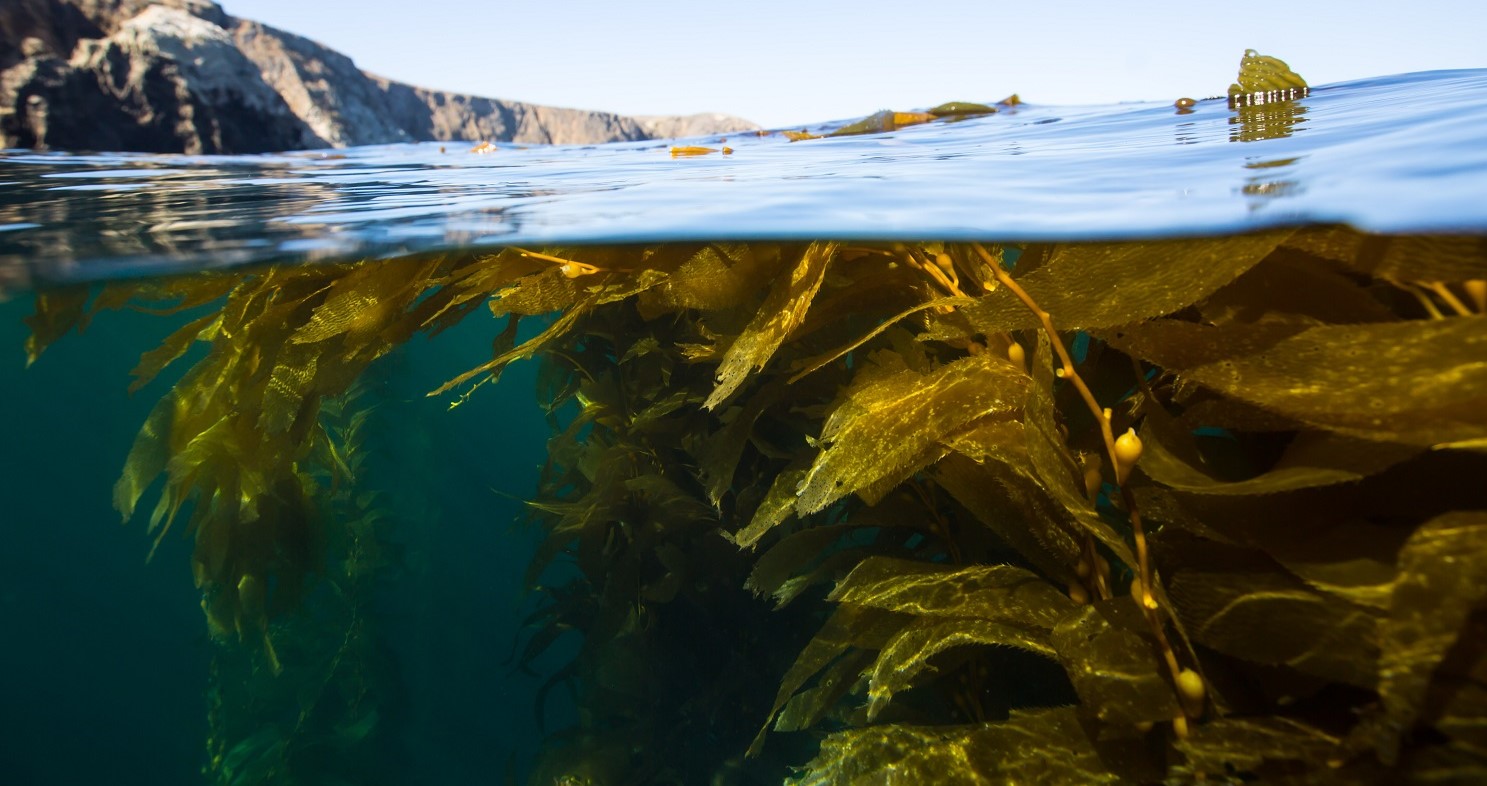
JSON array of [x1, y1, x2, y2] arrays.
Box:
[[1, 0, 757, 154]]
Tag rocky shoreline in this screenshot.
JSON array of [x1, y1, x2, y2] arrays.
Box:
[[1, 0, 755, 154]]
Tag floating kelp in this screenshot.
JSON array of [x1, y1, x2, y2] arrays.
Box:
[[26, 223, 1487, 784], [1229, 49, 1310, 106]]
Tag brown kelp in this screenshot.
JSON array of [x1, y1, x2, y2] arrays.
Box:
[[26, 225, 1487, 783]]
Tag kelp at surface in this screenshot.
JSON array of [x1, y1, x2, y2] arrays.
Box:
[[25, 226, 1487, 784]]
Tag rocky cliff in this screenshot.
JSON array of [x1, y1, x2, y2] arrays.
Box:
[[0, 0, 756, 153]]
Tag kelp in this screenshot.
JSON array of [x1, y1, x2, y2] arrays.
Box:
[[21, 218, 1487, 783], [25, 220, 1487, 783], [20, 47, 1487, 783], [203, 383, 403, 786], [1229, 49, 1310, 105]]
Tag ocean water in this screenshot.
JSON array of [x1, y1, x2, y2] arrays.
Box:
[[4, 69, 1487, 289], [2, 71, 1486, 786]]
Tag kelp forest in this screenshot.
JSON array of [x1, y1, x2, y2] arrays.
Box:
[[23, 223, 1487, 784], [15, 51, 1487, 785]]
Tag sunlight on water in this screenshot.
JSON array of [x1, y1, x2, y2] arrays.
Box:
[[2, 70, 1486, 290]]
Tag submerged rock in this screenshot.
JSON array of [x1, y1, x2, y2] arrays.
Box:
[[1, 0, 758, 153]]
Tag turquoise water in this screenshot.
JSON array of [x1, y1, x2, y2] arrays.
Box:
[[0, 304, 560, 784], [3, 71, 1487, 785], [3, 70, 1486, 291]]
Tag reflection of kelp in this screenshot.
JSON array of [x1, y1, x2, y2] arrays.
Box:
[[26, 229, 1487, 783], [1231, 101, 1308, 143], [1228, 48, 1309, 145]]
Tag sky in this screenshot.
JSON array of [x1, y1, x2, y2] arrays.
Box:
[[220, 0, 1485, 129]]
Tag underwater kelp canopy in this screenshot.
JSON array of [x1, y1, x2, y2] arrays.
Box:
[[27, 226, 1487, 784], [21, 51, 1487, 785]]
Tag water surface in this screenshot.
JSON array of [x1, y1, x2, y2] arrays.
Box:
[[2, 69, 1486, 290]]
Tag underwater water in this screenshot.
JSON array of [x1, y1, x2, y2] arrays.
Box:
[[3, 67, 1487, 786]]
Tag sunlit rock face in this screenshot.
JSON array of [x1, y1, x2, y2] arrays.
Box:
[[1, 0, 315, 153], [1, 0, 756, 153], [635, 112, 761, 140]]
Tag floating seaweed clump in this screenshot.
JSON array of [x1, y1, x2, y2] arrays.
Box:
[[26, 224, 1487, 784]]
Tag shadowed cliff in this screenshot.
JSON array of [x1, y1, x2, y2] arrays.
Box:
[[0, 0, 756, 153]]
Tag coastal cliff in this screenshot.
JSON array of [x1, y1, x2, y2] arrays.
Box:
[[0, 0, 756, 153]]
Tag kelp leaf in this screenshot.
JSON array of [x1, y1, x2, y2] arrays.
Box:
[[1111, 316, 1487, 447], [1176, 717, 1345, 780], [114, 388, 180, 520], [1097, 319, 1305, 371], [1182, 315, 1487, 447], [1287, 229, 1487, 283], [705, 242, 837, 409], [729, 462, 810, 549], [787, 294, 971, 384], [431, 272, 666, 398], [23, 286, 90, 366], [291, 267, 391, 345], [1266, 521, 1405, 611], [1162, 535, 1380, 688], [491, 266, 588, 317], [260, 356, 318, 435], [934, 452, 1083, 583], [746, 523, 857, 601], [939, 417, 1029, 469], [128, 312, 220, 393], [636, 242, 780, 315], [696, 379, 788, 507], [775, 649, 874, 733], [1376, 511, 1487, 759], [785, 707, 1121, 786], [796, 351, 1028, 516], [293, 256, 444, 351], [416, 249, 544, 329], [1052, 602, 1182, 727], [827, 109, 936, 137], [750, 605, 908, 756], [937, 233, 1287, 337], [1138, 402, 1419, 495], [1197, 245, 1395, 326], [866, 617, 1057, 721], [771, 549, 882, 610], [829, 556, 1076, 631], [856, 443, 949, 507]]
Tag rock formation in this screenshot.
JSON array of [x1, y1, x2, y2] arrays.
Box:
[[1, 0, 756, 154], [634, 113, 762, 141]]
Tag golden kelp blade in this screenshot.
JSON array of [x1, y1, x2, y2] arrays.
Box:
[[927, 101, 997, 117], [827, 110, 937, 137], [1375, 512, 1487, 762], [794, 351, 1028, 516], [669, 145, 732, 157], [1229, 48, 1309, 106], [788, 708, 1123, 785], [705, 242, 836, 410]]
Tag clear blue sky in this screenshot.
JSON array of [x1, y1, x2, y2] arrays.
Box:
[[222, 0, 1484, 128]]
